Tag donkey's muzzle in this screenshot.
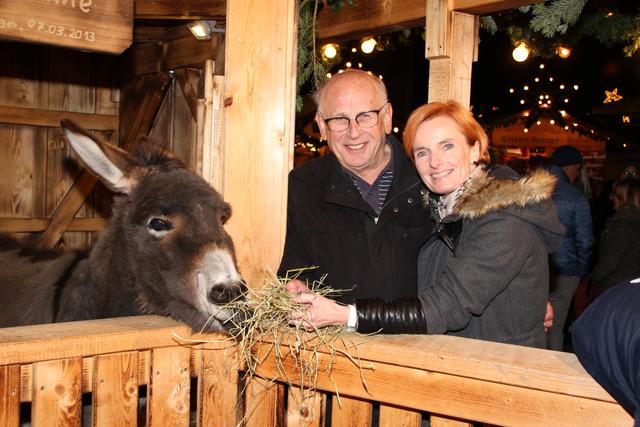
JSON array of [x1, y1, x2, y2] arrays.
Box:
[[209, 281, 246, 304]]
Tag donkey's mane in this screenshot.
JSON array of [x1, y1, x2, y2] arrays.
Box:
[[131, 138, 186, 171]]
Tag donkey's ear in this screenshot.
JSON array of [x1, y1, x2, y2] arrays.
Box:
[[60, 120, 138, 194]]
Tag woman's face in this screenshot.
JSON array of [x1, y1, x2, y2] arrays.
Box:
[[412, 115, 480, 196]]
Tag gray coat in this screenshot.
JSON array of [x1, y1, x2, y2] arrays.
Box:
[[418, 167, 565, 348]]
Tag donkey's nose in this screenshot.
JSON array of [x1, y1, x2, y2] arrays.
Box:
[[209, 281, 245, 304]]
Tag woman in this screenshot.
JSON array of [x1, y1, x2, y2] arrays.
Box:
[[590, 178, 640, 295], [288, 101, 564, 348]]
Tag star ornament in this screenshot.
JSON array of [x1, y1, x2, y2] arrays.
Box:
[[603, 88, 623, 104]]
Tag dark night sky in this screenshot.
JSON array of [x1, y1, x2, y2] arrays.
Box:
[[320, 27, 639, 146]]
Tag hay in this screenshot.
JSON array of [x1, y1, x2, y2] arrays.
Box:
[[222, 268, 375, 413], [173, 267, 375, 421]]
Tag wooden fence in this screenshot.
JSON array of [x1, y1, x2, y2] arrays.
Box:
[[0, 315, 632, 426]]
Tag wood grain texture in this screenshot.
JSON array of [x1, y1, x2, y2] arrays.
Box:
[[331, 395, 372, 427], [0, 125, 38, 218], [0, 217, 106, 232], [148, 347, 191, 427], [198, 347, 240, 427], [0, 0, 133, 54], [134, 0, 226, 20], [32, 358, 82, 427], [0, 106, 118, 130], [0, 365, 20, 427], [286, 387, 325, 427], [93, 352, 138, 427], [379, 404, 422, 427], [223, 0, 298, 287], [244, 378, 284, 427]]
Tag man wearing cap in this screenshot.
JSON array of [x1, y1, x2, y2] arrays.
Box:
[[545, 145, 593, 351]]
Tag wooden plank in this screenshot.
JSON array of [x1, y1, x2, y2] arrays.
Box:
[[430, 415, 473, 427], [31, 358, 82, 427], [175, 68, 201, 121], [316, 0, 543, 42], [0, 106, 118, 130], [93, 352, 138, 427], [134, 0, 226, 20], [0, 217, 107, 233], [197, 347, 239, 427], [331, 395, 372, 427], [147, 347, 191, 427], [0, 43, 49, 109], [223, 0, 297, 287], [253, 341, 632, 426], [244, 378, 283, 427], [0, 126, 37, 218], [0, 0, 133, 54], [0, 365, 20, 427], [170, 74, 197, 168], [286, 387, 325, 427], [379, 404, 421, 427]]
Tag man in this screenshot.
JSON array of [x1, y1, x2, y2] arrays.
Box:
[[277, 70, 432, 324], [545, 145, 593, 351], [572, 278, 640, 425]]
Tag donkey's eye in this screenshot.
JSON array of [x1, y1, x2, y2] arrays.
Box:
[[147, 217, 174, 235]]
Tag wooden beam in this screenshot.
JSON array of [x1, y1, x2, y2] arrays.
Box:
[[134, 0, 226, 20], [453, 0, 542, 15], [0, 106, 118, 131], [316, 0, 543, 42], [0, 218, 107, 233], [224, 0, 298, 287], [119, 31, 220, 79]]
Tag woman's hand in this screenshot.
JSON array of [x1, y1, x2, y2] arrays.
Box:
[[285, 280, 350, 330]]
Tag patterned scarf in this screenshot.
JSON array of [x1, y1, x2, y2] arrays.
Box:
[[430, 165, 484, 221]]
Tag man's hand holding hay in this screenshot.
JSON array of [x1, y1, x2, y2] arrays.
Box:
[[286, 280, 352, 331]]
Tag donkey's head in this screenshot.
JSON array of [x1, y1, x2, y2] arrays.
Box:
[[61, 120, 245, 332]]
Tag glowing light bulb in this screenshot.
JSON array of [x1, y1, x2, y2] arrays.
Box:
[[512, 43, 530, 62], [322, 44, 337, 59], [557, 46, 571, 58], [361, 37, 377, 54]]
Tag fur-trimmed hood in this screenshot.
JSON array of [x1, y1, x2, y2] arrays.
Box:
[[428, 166, 565, 252], [455, 167, 556, 218]]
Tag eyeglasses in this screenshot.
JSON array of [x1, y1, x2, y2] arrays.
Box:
[[321, 103, 388, 132]]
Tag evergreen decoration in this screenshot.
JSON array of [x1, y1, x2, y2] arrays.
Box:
[[296, 0, 354, 111]]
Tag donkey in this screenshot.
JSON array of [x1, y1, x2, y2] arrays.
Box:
[[0, 120, 244, 332]]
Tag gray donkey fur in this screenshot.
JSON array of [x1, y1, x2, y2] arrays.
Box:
[[0, 120, 244, 332]]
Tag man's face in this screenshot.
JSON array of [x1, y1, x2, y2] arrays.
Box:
[[315, 74, 392, 181]]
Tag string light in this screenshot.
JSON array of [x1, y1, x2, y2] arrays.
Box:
[[321, 43, 338, 59], [557, 46, 571, 58], [512, 42, 530, 62], [361, 37, 377, 54]]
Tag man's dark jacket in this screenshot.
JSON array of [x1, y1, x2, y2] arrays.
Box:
[[278, 136, 432, 303]]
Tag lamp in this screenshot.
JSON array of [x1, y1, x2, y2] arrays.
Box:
[[512, 42, 530, 62], [187, 20, 224, 40]]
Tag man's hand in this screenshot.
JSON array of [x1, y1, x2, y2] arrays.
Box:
[[285, 280, 349, 330], [544, 301, 554, 332]]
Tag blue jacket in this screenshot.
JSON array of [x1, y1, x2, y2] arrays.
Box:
[[572, 279, 640, 425], [546, 164, 593, 277]]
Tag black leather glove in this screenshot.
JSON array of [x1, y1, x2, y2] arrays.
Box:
[[354, 298, 428, 334]]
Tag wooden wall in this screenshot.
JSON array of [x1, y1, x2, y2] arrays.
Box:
[[0, 42, 118, 249]]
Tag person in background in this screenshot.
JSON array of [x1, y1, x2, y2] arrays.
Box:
[[545, 145, 593, 351], [572, 278, 640, 426], [590, 178, 640, 296], [287, 101, 563, 348], [278, 69, 432, 314]]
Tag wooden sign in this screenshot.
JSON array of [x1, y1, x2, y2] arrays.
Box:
[[0, 0, 133, 54]]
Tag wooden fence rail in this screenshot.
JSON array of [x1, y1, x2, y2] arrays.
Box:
[[0, 315, 632, 426]]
